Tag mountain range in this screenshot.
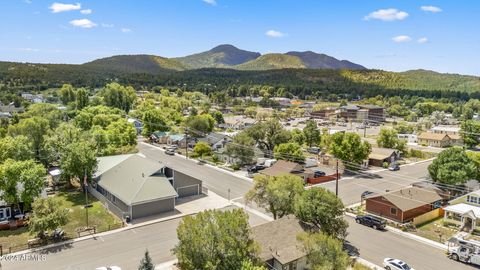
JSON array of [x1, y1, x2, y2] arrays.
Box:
[[83, 44, 366, 73]]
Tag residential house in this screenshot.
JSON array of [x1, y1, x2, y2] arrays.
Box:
[[251, 216, 312, 270], [430, 126, 463, 146], [220, 116, 256, 130], [0, 103, 24, 114], [365, 186, 444, 223], [21, 93, 45, 103], [127, 118, 143, 134], [261, 160, 338, 184], [397, 134, 418, 144], [430, 125, 461, 135], [271, 97, 292, 107], [0, 112, 12, 119], [444, 190, 480, 232], [197, 132, 232, 151], [89, 154, 202, 221], [417, 132, 454, 147], [368, 147, 400, 167], [261, 160, 305, 178]]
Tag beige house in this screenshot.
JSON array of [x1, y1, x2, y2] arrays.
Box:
[[251, 216, 311, 270], [417, 132, 453, 147], [444, 190, 480, 233]]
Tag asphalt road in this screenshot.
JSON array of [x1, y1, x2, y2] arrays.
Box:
[[1, 206, 268, 270], [319, 160, 432, 206], [139, 142, 252, 200], [346, 216, 478, 270]]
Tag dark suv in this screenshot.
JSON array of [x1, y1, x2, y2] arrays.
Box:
[[355, 215, 386, 230]]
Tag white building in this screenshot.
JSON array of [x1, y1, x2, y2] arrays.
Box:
[[397, 134, 418, 144]]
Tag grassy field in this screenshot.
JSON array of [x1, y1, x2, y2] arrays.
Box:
[[0, 190, 122, 253]]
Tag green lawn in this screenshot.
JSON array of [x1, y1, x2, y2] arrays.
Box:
[[0, 190, 122, 254], [353, 262, 372, 270], [413, 217, 457, 243]]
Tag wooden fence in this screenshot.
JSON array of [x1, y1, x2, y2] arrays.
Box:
[[413, 208, 445, 226]]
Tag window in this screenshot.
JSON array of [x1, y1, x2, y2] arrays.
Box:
[[390, 207, 397, 215], [468, 195, 479, 205]]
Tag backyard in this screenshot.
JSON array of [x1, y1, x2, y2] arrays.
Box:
[[0, 190, 122, 254]]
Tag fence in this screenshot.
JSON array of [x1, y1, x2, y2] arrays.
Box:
[[306, 173, 341, 185], [88, 186, 129, 220], [413, 208, 445, 226]]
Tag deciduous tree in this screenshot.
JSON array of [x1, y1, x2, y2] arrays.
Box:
[[297, 232, 351, 270], [29, 197, 68, 238], [246, 174, 304, 219], [173, 209, 258, 270], [274, 142, 305, 163], [328, 132, 371, 169], [0, 159, 45, 211], [294, 188, 348, 240], [428, 147, 477, 185]]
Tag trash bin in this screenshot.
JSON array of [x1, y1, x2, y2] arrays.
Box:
[[125, 215, 131, 223]]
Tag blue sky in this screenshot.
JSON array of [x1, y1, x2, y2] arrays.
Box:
[[0, 0, 478, 75]]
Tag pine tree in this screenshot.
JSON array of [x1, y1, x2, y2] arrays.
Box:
[[138, 250, 154, 270]]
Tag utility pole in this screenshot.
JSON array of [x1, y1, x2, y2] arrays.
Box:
[[84, 170, 89, 228], [185, 128, 188, 159], [364, 121, 367, 138], [335, 159, 339, 197]]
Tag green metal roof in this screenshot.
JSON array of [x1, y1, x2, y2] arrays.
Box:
[[95, 154, 177, 205]]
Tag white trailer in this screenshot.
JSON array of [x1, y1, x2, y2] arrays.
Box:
[[448, 237, 480, 266]]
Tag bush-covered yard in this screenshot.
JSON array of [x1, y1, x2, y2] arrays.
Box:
[[0, 190, 122, 254]]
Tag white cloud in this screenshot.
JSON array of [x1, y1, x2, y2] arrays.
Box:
[[202, 0, 217, 6], [364, 8, 409, 21], [121, 28, 132, 33], [49, 2, 81, 13], [421, 6, 442, 13], [392, 35, 412, 43], [418, 37, 428, 44], [266, 30, 286, 38], [80, 9, 92, 14], [18, 48, 39, 52], [101, 23, 114, 28], [69, 18, 97, 28], [23, 0, 32, 4]]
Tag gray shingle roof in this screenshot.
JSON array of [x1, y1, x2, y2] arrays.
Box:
[[251, 216, 310, 264], [94, 154, 177, 205]]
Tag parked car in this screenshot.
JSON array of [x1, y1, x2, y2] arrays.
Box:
[[248, 164, 265, 173], [361, 191, 374, 200], [388, 163, 400, 171], [307, 147, 320, 154], [313, 170, 326, 178], [165, 148, 175, 155], [96, 267, 121, 270], [383, 258, 414, 270], [355, 215, 386, 230]]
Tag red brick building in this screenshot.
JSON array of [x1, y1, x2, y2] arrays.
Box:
[[365, 187, 443, 223]]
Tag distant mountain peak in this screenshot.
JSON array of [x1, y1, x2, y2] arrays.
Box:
[[176, 44, 261, 68], [210, 44, 241, 52], [286, 51, 365, 70]]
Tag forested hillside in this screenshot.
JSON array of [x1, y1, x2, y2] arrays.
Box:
[[0, 61, 479, 100]]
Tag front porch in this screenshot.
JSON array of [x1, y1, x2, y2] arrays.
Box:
[[444, 203, 480, 233]]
